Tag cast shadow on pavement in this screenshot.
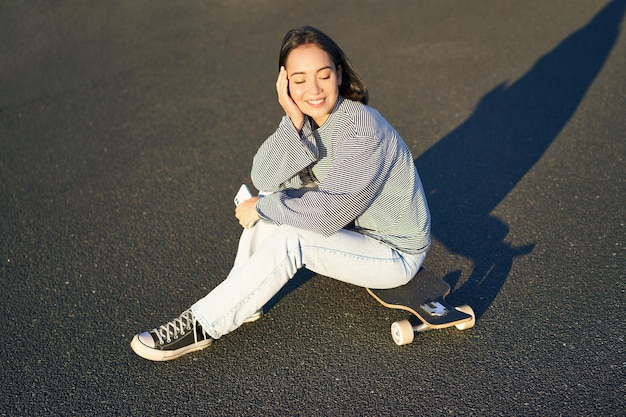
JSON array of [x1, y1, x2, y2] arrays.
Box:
[[417, 0, 626, 318]]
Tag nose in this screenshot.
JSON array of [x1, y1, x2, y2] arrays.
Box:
[[309, 79, 322, 95]]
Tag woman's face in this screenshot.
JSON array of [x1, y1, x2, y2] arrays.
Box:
[[285, 44, 342, 127]]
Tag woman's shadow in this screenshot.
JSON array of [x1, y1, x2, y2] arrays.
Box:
[[416, 0, 625, 318]]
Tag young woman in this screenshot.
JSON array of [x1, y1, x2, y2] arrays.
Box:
[[131, 26, 431, 361]]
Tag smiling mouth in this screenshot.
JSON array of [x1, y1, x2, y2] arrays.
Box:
[[307, 98, 325, 106]]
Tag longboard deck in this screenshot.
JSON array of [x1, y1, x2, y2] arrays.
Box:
[[367, 269, 472, 328]]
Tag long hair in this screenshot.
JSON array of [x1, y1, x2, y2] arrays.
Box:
[[278, 26, 369, 105]]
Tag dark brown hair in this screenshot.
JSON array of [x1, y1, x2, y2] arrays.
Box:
[[279, 26, 369, 105]]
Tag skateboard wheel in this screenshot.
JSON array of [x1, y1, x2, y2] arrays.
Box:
[[390, 320, 414, 345], [454, 305, 475, 330]]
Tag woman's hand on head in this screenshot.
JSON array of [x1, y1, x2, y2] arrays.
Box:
[[235, 196, 261, 229], [276, 66, 304, 132]]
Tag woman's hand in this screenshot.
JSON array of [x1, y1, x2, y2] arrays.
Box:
[[276, 66, 304, 131], [235, 196, 261, 229]]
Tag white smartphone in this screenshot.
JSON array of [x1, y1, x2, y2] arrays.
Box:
[[234, 184, 253, 206]]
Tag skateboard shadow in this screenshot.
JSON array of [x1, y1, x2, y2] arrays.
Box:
[[416, 0, 626, 318]]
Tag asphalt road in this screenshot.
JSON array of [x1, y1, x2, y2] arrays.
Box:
[[1, 1, 624, 415]]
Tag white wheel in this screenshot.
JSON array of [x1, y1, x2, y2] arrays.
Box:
[[390, 320, 414, 345], [454, 305, 475, 330]]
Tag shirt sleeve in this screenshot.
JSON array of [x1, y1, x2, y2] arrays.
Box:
[[255, 122, 392, 236], [250, 116, 319, 192]]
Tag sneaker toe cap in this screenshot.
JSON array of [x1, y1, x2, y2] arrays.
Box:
[[137, 331, 156, 348]]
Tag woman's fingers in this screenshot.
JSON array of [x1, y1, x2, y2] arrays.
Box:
[[276, 66, 304, 131]]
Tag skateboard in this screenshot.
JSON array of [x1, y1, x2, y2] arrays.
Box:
[[366, 268, 475, 345]]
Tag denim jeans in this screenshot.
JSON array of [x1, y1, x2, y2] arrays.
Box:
[[191, 221, 427, 339]]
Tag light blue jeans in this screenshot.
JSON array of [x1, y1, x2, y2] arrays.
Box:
[[191, 221, 427, 339]]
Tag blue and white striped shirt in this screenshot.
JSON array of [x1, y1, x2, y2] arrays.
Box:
[[252, 97, 430, 255]]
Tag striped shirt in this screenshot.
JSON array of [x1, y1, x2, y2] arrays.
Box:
[[251, 97, 430, 255]]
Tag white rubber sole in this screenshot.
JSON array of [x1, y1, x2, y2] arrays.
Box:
[[130, 335, 213, 361], [243, 310, 262, 323]]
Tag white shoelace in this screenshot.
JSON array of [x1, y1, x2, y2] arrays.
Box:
[[153, 309, 197, 345]]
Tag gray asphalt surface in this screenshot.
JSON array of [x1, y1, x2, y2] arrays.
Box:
[[1, 1, 625, 415]]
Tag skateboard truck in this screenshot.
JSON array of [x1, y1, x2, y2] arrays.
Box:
[[389, 304, 475, 345]]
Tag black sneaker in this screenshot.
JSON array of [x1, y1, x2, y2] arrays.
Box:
[[130, 309, 213, 361]]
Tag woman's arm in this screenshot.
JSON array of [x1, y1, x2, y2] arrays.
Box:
[[255, 130, 392, 235], [250, 117, 318, 192], [251, 67, 320, 192]]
